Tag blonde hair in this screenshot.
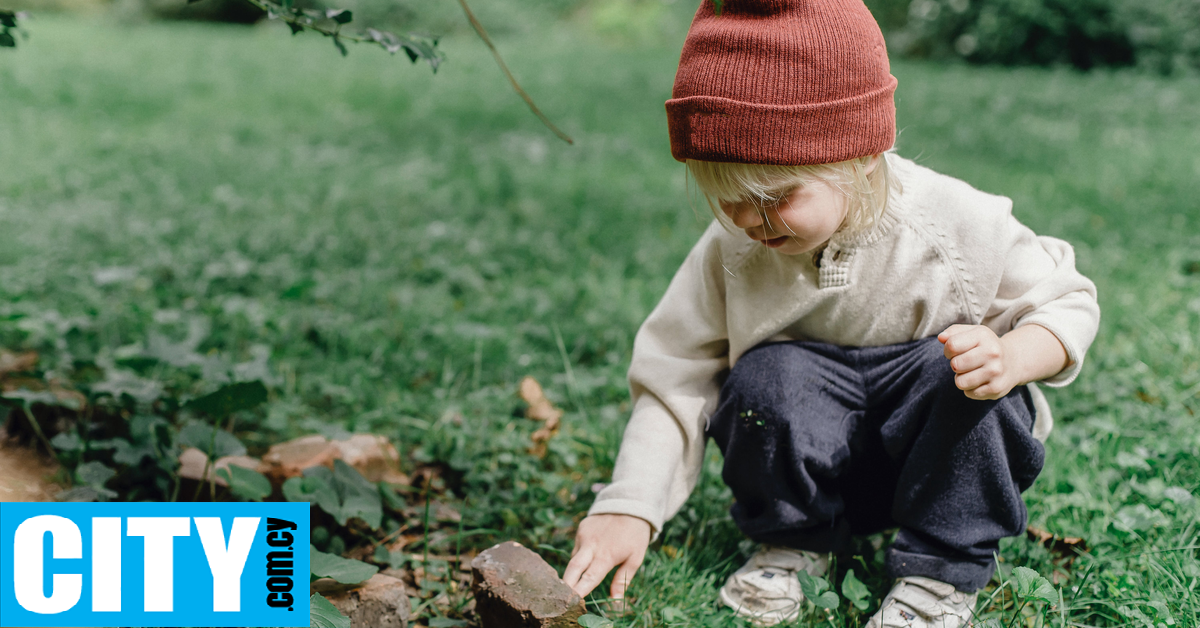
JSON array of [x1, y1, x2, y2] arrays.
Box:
[[687, 152, 899, 236]]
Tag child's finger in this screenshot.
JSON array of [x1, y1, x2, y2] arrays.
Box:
[[937, 324, 975, 344], [941, 327, 984, 359], [562, 548, 594, 593], [611, 543, 648, 600], [954, 369, 991, 393], [610, 557, 641, 600], [574, 557, 618, 600], [948, 344, 999, 374]]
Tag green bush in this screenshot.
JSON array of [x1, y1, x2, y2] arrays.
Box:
[[865, 0, 1200, 73]]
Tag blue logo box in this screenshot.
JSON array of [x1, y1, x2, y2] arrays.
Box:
[[1, 502, 310, 627]]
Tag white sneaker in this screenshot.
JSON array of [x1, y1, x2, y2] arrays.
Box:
[[866, 577, 978, 628], [718, 546, 830, 625]]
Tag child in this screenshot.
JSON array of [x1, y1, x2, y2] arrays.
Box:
[[562, 0, 1100, 625]]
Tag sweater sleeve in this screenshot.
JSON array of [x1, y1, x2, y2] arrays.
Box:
[[982, 215, 1100, 387], [587, 225, 730, 535]]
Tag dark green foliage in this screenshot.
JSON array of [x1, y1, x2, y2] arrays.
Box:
[[310, 545, 380, 584], [283, 462, 384, 528], [0, 10, 22, 48], [186, 380, 268, 418], [866, 0, 1200, 72], [218, 464, 273, 500], [179, 421, 250, 457], [309, 593, 351, 628], [893, 0, 1132, 69]]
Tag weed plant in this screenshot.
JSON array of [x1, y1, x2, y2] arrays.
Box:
[[1, 14, 1198, 626]]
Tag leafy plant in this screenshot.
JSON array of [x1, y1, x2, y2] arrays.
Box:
[[0, 9, 22, 48], [283, 461, 384, 528], [186, 381, 269, 419], [841, 569, 872, 612], [309, 593, 351, 628], [577, 614, 614, 628], [310, 545, 379, 584], [797, 570, 840, 610], [218, 465, 273, 501]]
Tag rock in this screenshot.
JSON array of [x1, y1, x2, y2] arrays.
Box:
[[471, 541, 585, 628], [318, 573, 410, 628], [262, 434, 408, 484], [177, 447, 261, 486], [0, 437, 61, 502]]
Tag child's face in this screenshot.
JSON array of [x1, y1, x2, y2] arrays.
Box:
[[718, 179, 848, 256]]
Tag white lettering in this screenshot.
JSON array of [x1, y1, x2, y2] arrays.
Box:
[[195, 517, 260, 612], [126, 517, 190, 612], [13, 515, 83, 614], [91, 517, 122, 612]]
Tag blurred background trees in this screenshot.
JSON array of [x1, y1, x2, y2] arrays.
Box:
[[5, 0, 1200, 75], [865, 0, 1200, 73]]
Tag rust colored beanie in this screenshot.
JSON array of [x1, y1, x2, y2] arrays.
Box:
[[666, 0, 897, 165]]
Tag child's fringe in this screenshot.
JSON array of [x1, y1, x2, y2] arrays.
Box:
[[687, 152, 900, 236]]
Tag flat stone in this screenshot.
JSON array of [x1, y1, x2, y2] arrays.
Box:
[[319, 573, 411, 628], [471, 541, 584, 628]]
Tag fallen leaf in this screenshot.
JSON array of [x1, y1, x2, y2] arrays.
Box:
[[0, 350, 38, 377], [0, 436, 61, 501], [261, 434, 407, 484], [518, 376, 563, 424], [1026, 525, 1087, 556], [177, 447, 262, 486], [1026, 525, 1087, 582], [520, 377, 564, 457]]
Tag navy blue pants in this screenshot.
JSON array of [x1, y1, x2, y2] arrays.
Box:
[[706, 337, 1045, 591]]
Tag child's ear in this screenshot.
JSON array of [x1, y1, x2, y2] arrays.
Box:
[[863, 154, 882, 176]]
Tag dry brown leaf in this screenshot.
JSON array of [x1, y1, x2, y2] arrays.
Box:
[[1026, 525, 1087, 557], [177, 447, 262, 486], [0, 436, 62, 502], [334, 434, 409, 484], [261, 434, 408, 485], [0, 376, 87, 412], [0, 350, 38, 377], [1026, 525, 1087, 582], [520, 377, 564, 458], [519, 376, 563, 423]]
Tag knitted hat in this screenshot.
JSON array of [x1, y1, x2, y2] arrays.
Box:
[[666, 0, 897, 165]]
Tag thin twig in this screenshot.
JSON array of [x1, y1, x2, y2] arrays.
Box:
[[456, 0, 574, 145]]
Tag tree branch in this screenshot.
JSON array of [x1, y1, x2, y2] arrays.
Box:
[[456, 0, 574, 145]]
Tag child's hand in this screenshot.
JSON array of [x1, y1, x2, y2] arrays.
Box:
[[938, 323, 1071, 400], [562, 514, 652, 600], [938, 324, 1019, 400]]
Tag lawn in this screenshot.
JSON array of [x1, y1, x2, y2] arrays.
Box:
[[2, 12, 1200, 627]]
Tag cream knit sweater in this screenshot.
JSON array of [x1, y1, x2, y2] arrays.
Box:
[[588, 154, 1100, 535]]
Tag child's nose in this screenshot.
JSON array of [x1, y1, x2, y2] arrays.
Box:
[[726, 202, 763, 229]]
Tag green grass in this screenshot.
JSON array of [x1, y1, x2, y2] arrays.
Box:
[[2, 13, 1200, 627]]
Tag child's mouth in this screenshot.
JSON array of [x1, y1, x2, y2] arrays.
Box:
[[761, 236, 790, 249]]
